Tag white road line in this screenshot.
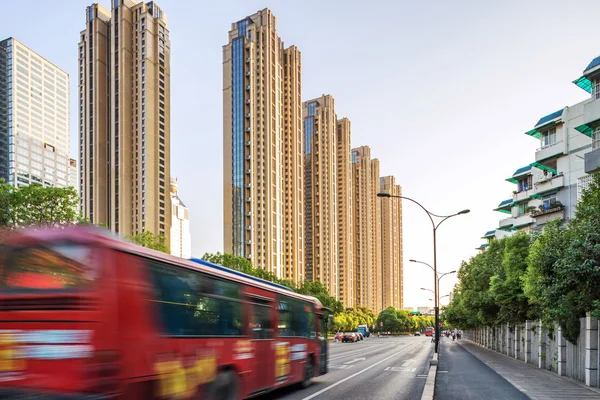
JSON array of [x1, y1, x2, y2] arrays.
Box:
[[301, 348, 412, 400]]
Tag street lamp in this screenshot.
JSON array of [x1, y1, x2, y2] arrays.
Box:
[[379, 192, 469, 353]]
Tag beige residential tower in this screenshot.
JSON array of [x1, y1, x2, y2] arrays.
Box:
[[79, 0, 171, 245], [223, 9, 303, 280]]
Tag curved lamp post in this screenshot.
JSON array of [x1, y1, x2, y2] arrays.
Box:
[[378, 192, 469, 353]]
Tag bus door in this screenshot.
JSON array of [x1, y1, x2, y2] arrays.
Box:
[[249, 297, 274, 392], [318, 312, 330, 375]]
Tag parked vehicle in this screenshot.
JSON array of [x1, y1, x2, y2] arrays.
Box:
[[414, 332, 421, 336], [334, 332, 344, 341], [356, 332, 364, 341]]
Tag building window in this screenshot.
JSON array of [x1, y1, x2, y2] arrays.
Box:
[[594, 127, 600, 149], [518, 202, 527, 216], [517, 176, 532, 192], [541, 127, 556, 148], [542, 193, 558, 210]]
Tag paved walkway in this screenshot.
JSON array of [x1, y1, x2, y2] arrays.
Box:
[[435, 337, 528, 399], [457, 340, 600, 400]]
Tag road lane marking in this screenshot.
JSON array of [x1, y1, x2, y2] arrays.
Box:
[[383, 367, 417, 372], [301, 347, 414, 400], [328, 364, 354, 370], [402, 359, 414, 367], [343, 357, 366, 364]]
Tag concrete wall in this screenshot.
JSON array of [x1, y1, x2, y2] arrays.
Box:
[[467, 317, 598, 388]]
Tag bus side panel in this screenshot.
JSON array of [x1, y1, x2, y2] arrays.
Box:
[[115, 251, 170, 391]]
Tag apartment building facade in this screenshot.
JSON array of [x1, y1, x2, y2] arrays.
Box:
[[482, 54, 600, 248], [223, 9, 303, 281], [79, 0, 171, 246], [303, 95, 338, 297], [352, 146, 381, 311], [336, 118, 354, 308], [0, 38, 75, 189], [380, 175, 403, 310]]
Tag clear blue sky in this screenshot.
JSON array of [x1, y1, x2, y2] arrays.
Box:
[[2, 0, 598, 308]]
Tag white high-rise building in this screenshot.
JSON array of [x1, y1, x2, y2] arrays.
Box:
[[0, 38, 72, 188], [170, 178, 191, 259]]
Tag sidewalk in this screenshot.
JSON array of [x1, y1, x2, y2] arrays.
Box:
[[455, 339, 600, 400], [435, 337, 528, 399]]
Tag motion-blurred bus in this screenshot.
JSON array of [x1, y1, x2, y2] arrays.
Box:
[[0, 226, 330, 399], [425, 327, 434, 337]]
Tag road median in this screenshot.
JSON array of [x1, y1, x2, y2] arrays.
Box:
[[421, 352, 438, 400]]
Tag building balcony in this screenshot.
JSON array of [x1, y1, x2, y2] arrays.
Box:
[[245, 225, 251, 230], [535, 139, 566, 164], [512, 188, 534, 203], [530, 205, 565, 226], [246, 85, 251, 90], [498, 215, 535, 231], [245, 140, 251, 146], [245, 71, 251, 77], [245, 155, 251, 160], [246, 99, 251, 104], [245, 127, 251, 132], [534, 173, 564, 194], [245, 113, 250, 118]]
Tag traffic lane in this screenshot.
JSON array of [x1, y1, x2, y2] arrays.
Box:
[[261, 336, 431, 400], [260, 336, 410, 400], [305, 336, 433, 400]]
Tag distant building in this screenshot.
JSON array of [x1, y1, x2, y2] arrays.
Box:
[[0, 38, 73, 189], [170, 178, 191, 259], [380, 176, 403, 310]]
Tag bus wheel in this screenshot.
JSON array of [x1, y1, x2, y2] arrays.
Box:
[[300, 358, 314, 389], [214, 370, 240, 400]]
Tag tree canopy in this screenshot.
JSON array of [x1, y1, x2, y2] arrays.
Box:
[[445, 173, 600, 344], [127, 231, 169, 253], [0, 180, 82, 229]]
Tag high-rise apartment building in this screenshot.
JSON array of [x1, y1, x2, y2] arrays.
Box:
[[0, 38, 73, 189], [336, 118, 354, 307], [79, 1, 171, 246], [352, 146, 381, 311], [303, 95, 338, 297], [223, 9, 303, 280], [380, 175, 403, 309], [170, 178, 191, 259]]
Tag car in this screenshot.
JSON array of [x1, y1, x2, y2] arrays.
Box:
[[414, 332, 421, 336], [334, 332, 344, 341], [342, 332, 358, 343], [356, 332, 364, 341]]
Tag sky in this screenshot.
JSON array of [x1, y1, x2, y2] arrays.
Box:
[[2, 0, 599, 308]]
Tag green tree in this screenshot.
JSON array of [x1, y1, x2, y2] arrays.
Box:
[[0, 181, 82, 229], [489, 233, 532, 325], [128, 231, 169, 253]]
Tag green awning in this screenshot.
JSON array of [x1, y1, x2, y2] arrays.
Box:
[[476, 243, 489, 250], [482, 230, 496, 239], [506, 166, 532, 184], [573, 76, 593, 94], [494, 199, 513, 214], [530, 162, 557, 175], [497, 224, 513, 231], [575, 123, 595, 138]]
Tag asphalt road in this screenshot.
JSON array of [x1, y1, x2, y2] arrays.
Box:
[[435, 337, 528, 400], [259, 335, 434, 400]]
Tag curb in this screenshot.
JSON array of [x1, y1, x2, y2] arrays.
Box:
[[421, 353, 438, 400]]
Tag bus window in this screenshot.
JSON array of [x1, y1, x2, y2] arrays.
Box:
[[250, 300, 273, 340], [278, 296, 313, 338], [146, 260, 243, 337], [1, 244, 97, 292]]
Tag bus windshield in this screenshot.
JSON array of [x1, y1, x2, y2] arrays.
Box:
[[0, 244, 98, 292]]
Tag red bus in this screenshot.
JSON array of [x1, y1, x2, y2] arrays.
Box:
[[425, 327, 434, 337], [0, 226, 330, 399]]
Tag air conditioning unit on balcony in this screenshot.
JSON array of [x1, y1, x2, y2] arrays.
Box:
[[246, 85, 251, 90], [245, 140, 251, 146], [245, 254, 252, 259], [245, 183, 251, 188], [246, 155, 251, 160], [246, 127, 251, 132], [245, 71, 251, 77], [246, 240, 252, 245], [246, 211, 252, 216], [245, 225, 251, 230], [246, 197, 252, 202]]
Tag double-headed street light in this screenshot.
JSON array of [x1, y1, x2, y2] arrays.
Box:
[[378, 192, 469, 354]]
